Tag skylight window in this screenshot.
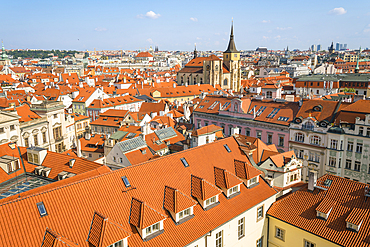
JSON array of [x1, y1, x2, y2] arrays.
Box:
[[208, 101, 220, 110], [126, 133, 136, 139], [256, 106, 267, 116], [267, 108, 280, 118], [122, 176, 131, 188], [277, 116, 289, 122], [37, 202, 47, 217], [224, 144, 231, 153], [180, 157, 189, 167], [221, 102, 230, 110]]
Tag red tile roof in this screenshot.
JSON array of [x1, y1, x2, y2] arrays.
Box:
[[267, 174, 370, 247], [0, 137, 276, 246]]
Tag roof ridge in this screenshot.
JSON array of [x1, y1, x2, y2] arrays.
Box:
[[1, 137, 237, 206]]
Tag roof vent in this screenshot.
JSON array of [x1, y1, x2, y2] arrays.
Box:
[[69, 159, 75, 168]]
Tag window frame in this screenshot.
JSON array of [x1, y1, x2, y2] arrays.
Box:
[[275, 226, 285, 241], [215, 230, 223, 247], [295, 133, 304, 142], [257, 205, 264, 221], [356, 143, 363, 153], [238, 217, 245, 239]]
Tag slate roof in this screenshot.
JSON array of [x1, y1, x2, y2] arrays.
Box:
[[117, 136, 147, 153]]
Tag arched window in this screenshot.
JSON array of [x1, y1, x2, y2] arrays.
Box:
[[223, 79, 228, 86], [295, 133, 305, 142], [193, 77, 196, 84], [187, 77, 190, 83], [310, 135, 321, 145], [200, 78, 203, 84], [181, 77, 183, 84], [234, 103, 238, 112], [302, 121, 314, 131], [266, 91, 272, 98]]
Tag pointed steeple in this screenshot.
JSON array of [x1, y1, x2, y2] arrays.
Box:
[[224, 20, 238, 53]]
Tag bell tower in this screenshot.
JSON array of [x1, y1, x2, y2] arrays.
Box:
[[223, 21, 241, 91]]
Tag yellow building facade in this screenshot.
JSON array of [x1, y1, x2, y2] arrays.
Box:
[[268, 216, 339, 247]]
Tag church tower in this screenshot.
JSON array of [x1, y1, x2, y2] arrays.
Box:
[[223, 21, 241, 91]]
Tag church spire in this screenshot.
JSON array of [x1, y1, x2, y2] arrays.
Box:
[[224, 20, 238, 53]]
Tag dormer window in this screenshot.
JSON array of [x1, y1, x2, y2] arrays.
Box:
[[316, 211, 329, 220], [228, 185, 239, 196], [178, 208, 192, 220], [205, 196, 217, 207], [145, 222, 160, 236], [248, 176, 258, 187], [108, 240, 124, 247], [347, 222, 361, 232]]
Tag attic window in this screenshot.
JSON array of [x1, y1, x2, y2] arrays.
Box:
[[180, 157, 189, 167], [122, 176, 131, 188], [224, 144, 231, 153], [323, 179, 333, 187], [36, 202, 47, 217]]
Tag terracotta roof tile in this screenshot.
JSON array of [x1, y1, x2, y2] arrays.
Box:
[[163, 186, 197, 213], [234, 159, 263, 180], [267, 174, 370, 247]]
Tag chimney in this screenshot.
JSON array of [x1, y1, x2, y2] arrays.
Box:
[[77, 139, 82, 157], [159, 111, 164, 116], [308, 170, 317, 191], [173, 83, 176, 88]]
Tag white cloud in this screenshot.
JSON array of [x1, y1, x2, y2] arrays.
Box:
[[94, 27, 107, 32], [329, 7, 347, 15], [214, 33, 220, 36], [190, 17, 198, 22], [196, 37, 202, 40], [147, 38, 153, 43], [276, 27, 292, 30], [274, 35, 281, 40], [262, 20, 270, 23], [137, 11, 161, 19], [262, 36, 270, 40], [364, 24, 370, 33]]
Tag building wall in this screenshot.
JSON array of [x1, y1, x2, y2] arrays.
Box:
[[268, 216, 339, 247], [289, 119, 329, 181], [193, 112, 289, 152], [187, 194, 276, 247]]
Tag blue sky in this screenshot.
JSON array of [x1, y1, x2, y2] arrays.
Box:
[[2, 0, 370, 51]]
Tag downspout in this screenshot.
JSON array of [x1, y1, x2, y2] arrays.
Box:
[[267, 216, 270, 247], [205, 230, 212, 247]]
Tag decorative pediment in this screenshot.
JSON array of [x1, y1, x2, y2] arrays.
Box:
[[23, 132, 30, 138], [41, 126, 47, 132], [52, 122, 61, 127], [10, 135, 18, 141], [32, 129, 39, 134], [0, 139, 8, 144]]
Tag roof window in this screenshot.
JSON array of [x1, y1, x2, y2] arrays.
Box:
[[122, 176, 131, 188], [37, 202, 47, 217], [323, 179, 333, 187], [224, 144, 231, 153], [180, 157, 189, 167]]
